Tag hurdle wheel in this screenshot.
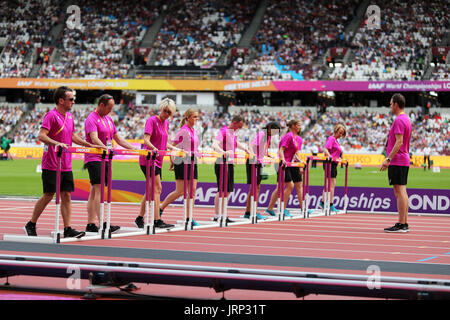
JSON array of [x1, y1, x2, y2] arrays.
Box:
[[82, 290, 98, 300]]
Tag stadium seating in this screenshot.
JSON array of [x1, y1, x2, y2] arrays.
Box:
[[7, 102, 448, 157], [0, 0, 60, 78], [234, 0, 359, 80], [328, 0, 449, 81], [38, 0, 162, 79], [0, 1, 448, 80], [0, 104, 26, 138], [152, 0, 258, 68]]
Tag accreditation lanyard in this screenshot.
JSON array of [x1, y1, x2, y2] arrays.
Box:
[[95, 110, 113, 147], [291, 133, 300, 162], [256, 133, 270, 160], [157, 116, 169, 136], [185, 125, 196, 152], [54, 112, 67, 136]]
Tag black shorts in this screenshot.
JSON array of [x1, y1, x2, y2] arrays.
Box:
[[246, 159, 262, 185], [140, 165, 162, 178], [174, 163, 198, 180], [278, 166, 302, 183], [215, 162, 234, 193], [86, 161, 109, 186], [323, 162, 338, 178], [388, 165, 409, 185], [42, 169, 74, 193]]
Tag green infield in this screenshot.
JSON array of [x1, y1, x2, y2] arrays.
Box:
[[0, 159, 449, 197]]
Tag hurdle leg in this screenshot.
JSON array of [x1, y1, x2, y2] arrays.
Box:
[[327, 160, 332, 216], [217, 159, 224, 226], [250, 162, 257, 224], [322, 160, 327, 216], [149, 153, 156, 234], [183, 159, 189, 230], [302, 164, 306, 218], [53, 147, 62, 243], [324, 161, 328, 216], [344, 162, 349, 214], [277, 162, 282, 220], [105, 151, 114, 239], [279, 165, 285, 221], [222, 157, 229, 227], [306, 157, 311, 218], [188, 154, 195, 230], [145, 153, 151, 235]]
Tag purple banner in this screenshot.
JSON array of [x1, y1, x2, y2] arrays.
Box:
[[78, 180, 450, 215], [272, 80, 450, 92]]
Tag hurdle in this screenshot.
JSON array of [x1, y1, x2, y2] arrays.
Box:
[[158, 150, 218, 231], [110, 149, 192, 237], [304, 156, 349, 218], [219, 153, 252, 227], [178, 152, 196, 230], [3, 146, 106, 244], [304, 156, 330, 217], [335, 159, 349, 215], [274, 160, 307, 221], [103, 149, 156, 238]]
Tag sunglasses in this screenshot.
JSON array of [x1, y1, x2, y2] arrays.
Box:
[[163, 108, 172, 115], [65, 97, 75, 101]]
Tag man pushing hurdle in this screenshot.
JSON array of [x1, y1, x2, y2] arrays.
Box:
[[24, 86, 102, 238], [84, 94, 137, 233]]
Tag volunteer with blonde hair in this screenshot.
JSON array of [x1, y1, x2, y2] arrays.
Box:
[[134, 98, 179, 229]]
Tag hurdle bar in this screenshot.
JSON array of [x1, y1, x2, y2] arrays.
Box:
[[3, 146, 106, 244], [2, 254, 449, 300]]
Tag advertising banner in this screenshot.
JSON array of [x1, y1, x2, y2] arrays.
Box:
[[72, 180, 450, 215], [1, 78, 449, 92], [7, 147, 450, 167]]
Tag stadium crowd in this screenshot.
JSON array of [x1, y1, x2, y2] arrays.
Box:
[[328, 0, 449, 81], [0, 104, 25, 138], [152, 0, 258, 68], [232, 0, 358, 80], [0, 0, 60, 78], [0, 0, 448, 80], [38, 0, 162, 79], [6, 103, 448, 157]]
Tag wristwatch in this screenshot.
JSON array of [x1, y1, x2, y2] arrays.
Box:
[[386, 158, 391, 162]]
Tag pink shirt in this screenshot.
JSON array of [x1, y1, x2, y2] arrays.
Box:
[[324, 135, 342, 161], [41, 108, 74, 171], [84, 110, 117, 163], [216, 125, 237, 153], [173, 124, 199, 153], [279, 131, 302, 162], [251, 131, 271, 162], [387, 113, 412, 166], [139, 115, 169, 168]]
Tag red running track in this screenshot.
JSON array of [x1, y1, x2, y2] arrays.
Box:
[[1, 198, 449, 300]]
